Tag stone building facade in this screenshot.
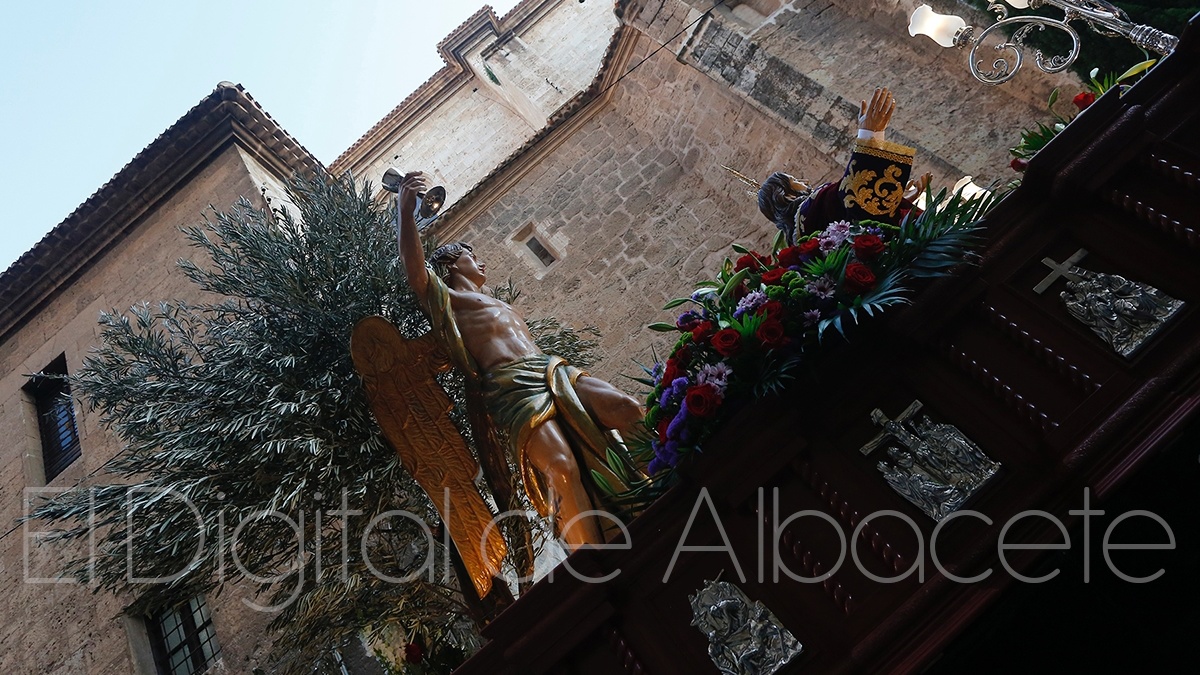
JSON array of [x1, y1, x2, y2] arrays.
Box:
[[334, 0, 620, 203], [332, 0, 1078, 385], [0, 83, 316, 672], [0, 0, 1084, 671]]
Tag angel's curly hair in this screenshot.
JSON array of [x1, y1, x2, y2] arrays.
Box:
[[427, 241, 473, 280]]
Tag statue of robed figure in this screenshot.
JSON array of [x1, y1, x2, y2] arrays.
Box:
[[756, 87, 932, 244]]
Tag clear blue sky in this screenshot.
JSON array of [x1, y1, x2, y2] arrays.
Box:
[[0, 0, 521, 272]]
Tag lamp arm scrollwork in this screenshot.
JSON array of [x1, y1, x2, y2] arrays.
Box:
[[1037, 0, 1179, 55], [910, 0, 1178, 85], [969, 17, 1081, 85]]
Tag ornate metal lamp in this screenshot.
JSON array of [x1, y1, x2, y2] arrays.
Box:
[[381, 167, 447, 224], [908, 1, 1179, 85]]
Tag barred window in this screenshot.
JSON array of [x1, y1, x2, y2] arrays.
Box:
[[148, 596, 221, 675], [24, 354, 81, 481]]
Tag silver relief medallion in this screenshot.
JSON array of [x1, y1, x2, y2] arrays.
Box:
[[860, 401, 1001, 521], [689, 580, 803, 675], [1034, 250, 1184, 358], [1059, 268, 1184, 358]]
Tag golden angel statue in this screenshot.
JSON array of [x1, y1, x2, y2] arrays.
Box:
[[351, 171, 645, 600]]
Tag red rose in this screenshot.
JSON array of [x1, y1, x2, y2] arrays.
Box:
[[691, 320, 716, 344], [796, 238, 820, 257], [734, 252, 765, 272], [661, 358, 682, 385], [404, 643, 423, 664], [757, 300, 784, 318], [844, 262, 877, 294], [761, 268, 786, 285], [657, 417, 671, 442], [711, 328, 742, 357], [851, 234, 885, 260], [675, 345, 693, 366], [1072, 91, 1096, 111], [756, 317, 787, 349], [685, 383, 722, 417], [1010, 157, 1029, 172], [777, 246, 802, 268]]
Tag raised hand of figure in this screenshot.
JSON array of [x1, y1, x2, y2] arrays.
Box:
[[904, 172, 934, 202], [397, 171, 429, 217], [859, 87, 896, 133]]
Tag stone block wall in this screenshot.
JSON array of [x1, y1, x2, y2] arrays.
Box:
[[489, 0, 619, 112], [341, 0, 619, 201], [441, 33, 844, 387], [629, 0, 1082, 188], [0, 145, 285, 673]]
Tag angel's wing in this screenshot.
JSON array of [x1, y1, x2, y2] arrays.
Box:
[[351, 316, 506, 598]]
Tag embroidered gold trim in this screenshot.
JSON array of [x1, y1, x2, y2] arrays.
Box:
[[841, 160, 905, 217], [854, 139, 915, 165]]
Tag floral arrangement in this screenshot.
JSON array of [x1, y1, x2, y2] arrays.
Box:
[[1010, 60, 1155, 171], [613, 187, 1002, 486]]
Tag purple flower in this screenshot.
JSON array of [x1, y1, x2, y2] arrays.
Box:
[[826, 220, 851, 238], [650, 361, 664, 386], [806, 275, 836, 299], [666, 401, 689, 440], [697, 362, 733, 392], [802, 309, 822, 327], [649, 437, 681, 474], [672, 376, 689, 396], [676, 310, 703, 330], [659, 376, 690, 409], [734, 290, 767, 319], [819, 220, 851, 251]]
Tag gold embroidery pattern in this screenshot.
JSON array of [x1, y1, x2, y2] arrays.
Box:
[[854, 139, 916, 165], [841, 161, 905, 217]]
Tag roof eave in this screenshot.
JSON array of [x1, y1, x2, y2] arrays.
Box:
[[0, 82, 320, 345]]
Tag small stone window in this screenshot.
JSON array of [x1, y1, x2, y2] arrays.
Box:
[[511, 223, 562, 271], [23, 354, 81, 482], [525, 236, 558, 267], [147, 596, 221, 675]]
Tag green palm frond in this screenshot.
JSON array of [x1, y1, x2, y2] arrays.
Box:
[[803, 245, 849, 278], [886, 186, 1002, 278], [818, 313, 847, 341], [600, 471, 672, 516], [752, 353, 802, 398], [849, 268, 910, 321], [526, 316, 601, 368], [1011, 121, 1061, 159], [591, 470, 617, 497]]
